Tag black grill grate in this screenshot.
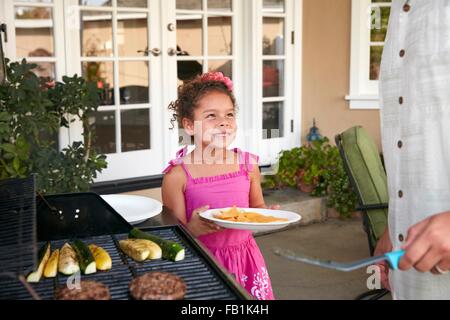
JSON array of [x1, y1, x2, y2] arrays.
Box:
[[0, 191, 247, 300], [0, 227, 244, 300], [0, 176, 37, 274]]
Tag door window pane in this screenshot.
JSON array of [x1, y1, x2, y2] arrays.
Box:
[[79, 0, 110, 6], [208, 16, 232, 56], [15, 7, 54, 57], [178, 60, 203, 82], [263, 0, 285, 12], [117, 13, 148, 57], [208, 60, 232, 79], [17, 0, 52, 3], [92, 111, 116, 154], [370, 46, 383, 80], [263, 102, 284, 139], [119, 61, 149, 105], [81, 11, 113, 57], [177, 0, 202, 10], [82, 61, 114, 106], [117, 0, 147, 8], [263, 17, 285, 55], [208, 0, 232, 12], [263, 60, 284, 97], [121, 109, 150, 152], [177, 16, 203, 56], [371, 7, 390, 42], [32, 62, 55, 81]]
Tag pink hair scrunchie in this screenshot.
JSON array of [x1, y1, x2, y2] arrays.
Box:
[[200, 72, 233, 92]]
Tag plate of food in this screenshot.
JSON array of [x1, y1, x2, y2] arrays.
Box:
[[100, 194, 162, 225], [199, 206, 301, 232]]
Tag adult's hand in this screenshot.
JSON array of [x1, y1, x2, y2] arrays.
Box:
[[373, 227, 393, 290], [399, 211, 450, 275]]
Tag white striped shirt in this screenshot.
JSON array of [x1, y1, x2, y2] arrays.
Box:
[[380, 0, 450, 299]]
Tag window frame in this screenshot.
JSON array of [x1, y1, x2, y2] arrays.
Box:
[[346, 0, 391, 110]]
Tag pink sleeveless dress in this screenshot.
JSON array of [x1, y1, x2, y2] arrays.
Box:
[[163, 147, 275, 300]]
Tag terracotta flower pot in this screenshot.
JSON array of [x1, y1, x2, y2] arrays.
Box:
[[295, 170, 316, 193], [297, 181, 315, 193]]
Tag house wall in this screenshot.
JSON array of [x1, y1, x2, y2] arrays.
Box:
[[302, 0, 382, 149]]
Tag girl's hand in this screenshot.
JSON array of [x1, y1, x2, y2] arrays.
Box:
[[186, 205, 223, 237], [266, 204, 281, 210]]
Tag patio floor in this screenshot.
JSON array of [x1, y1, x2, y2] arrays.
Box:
[[255, 217, 392, 300]]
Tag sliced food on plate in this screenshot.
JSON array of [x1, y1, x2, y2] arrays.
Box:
[[200, 206, 302, 232], [214, 206, 289, 223]]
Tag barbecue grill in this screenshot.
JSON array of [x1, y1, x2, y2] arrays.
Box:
[[0, 177, 250, 300]]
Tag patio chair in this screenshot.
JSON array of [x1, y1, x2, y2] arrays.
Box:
[[335, 126, 390, 300]]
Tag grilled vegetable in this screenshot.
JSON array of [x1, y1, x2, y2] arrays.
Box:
[[43, 249, 59, 278], [58, 243, 80, 275], [88, 244, 112, 271], [27, 242, 51, 283], [119, 239, 162, 262], [72, 239, 97, 275], [129, 228, 185, 262]]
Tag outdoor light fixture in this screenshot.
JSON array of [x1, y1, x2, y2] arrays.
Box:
[[307, 118, 322, 143], [0, 23, 7, 83]]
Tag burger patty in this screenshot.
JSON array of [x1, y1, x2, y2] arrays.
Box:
[[129, 272, 187, 300], [55, 280, 111, 300]]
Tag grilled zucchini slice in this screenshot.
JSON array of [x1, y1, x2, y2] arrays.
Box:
[[27, 242, 51, 283], [129, 228, 185, 262], [72, 239, 97, 275], [119, 239, 162, 262], [43, 249, 59, 278], [58, 243, 80, 275], [88, 244, 112, 271]]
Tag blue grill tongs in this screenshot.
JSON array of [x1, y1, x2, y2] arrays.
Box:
[[273, 248, 405, 272]]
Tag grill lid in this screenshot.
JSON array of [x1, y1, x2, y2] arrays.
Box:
[[0, 176, 37, 274], [37, 192, 132, 241]]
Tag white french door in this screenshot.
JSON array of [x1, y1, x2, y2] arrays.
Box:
[[1, 0, 301, 182], [167, 0, 300, 166], [63, 0, 165, 182], [251, 0, 299, 165]]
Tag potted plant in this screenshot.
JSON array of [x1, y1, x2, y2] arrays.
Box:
[[0, 59, 107, 194], [262, 137, 358, 219]]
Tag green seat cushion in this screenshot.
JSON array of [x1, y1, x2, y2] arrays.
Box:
[[340, 126, 388, 246]]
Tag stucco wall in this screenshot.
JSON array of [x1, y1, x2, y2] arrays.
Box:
[[302, 0, 382, 149]]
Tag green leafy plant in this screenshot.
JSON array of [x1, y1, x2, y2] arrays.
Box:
[[262, 137, 358, 218], [0, 59, 107, 194]]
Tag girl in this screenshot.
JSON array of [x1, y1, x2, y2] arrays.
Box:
[[162, 72, 276, 300]]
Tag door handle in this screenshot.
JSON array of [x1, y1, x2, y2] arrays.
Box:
[[0, 24, 7, 42], [137, 48, 161, 57]]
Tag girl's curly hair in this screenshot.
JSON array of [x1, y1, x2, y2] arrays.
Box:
[[168, 75, 237, 129]]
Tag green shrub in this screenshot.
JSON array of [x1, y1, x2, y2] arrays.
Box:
[[0, 59, 107, 194], [262, 137, 358, 218]]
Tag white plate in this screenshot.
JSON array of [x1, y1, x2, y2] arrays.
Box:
[[200, 207, 301, 232], [100, 194, 162, 225]]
